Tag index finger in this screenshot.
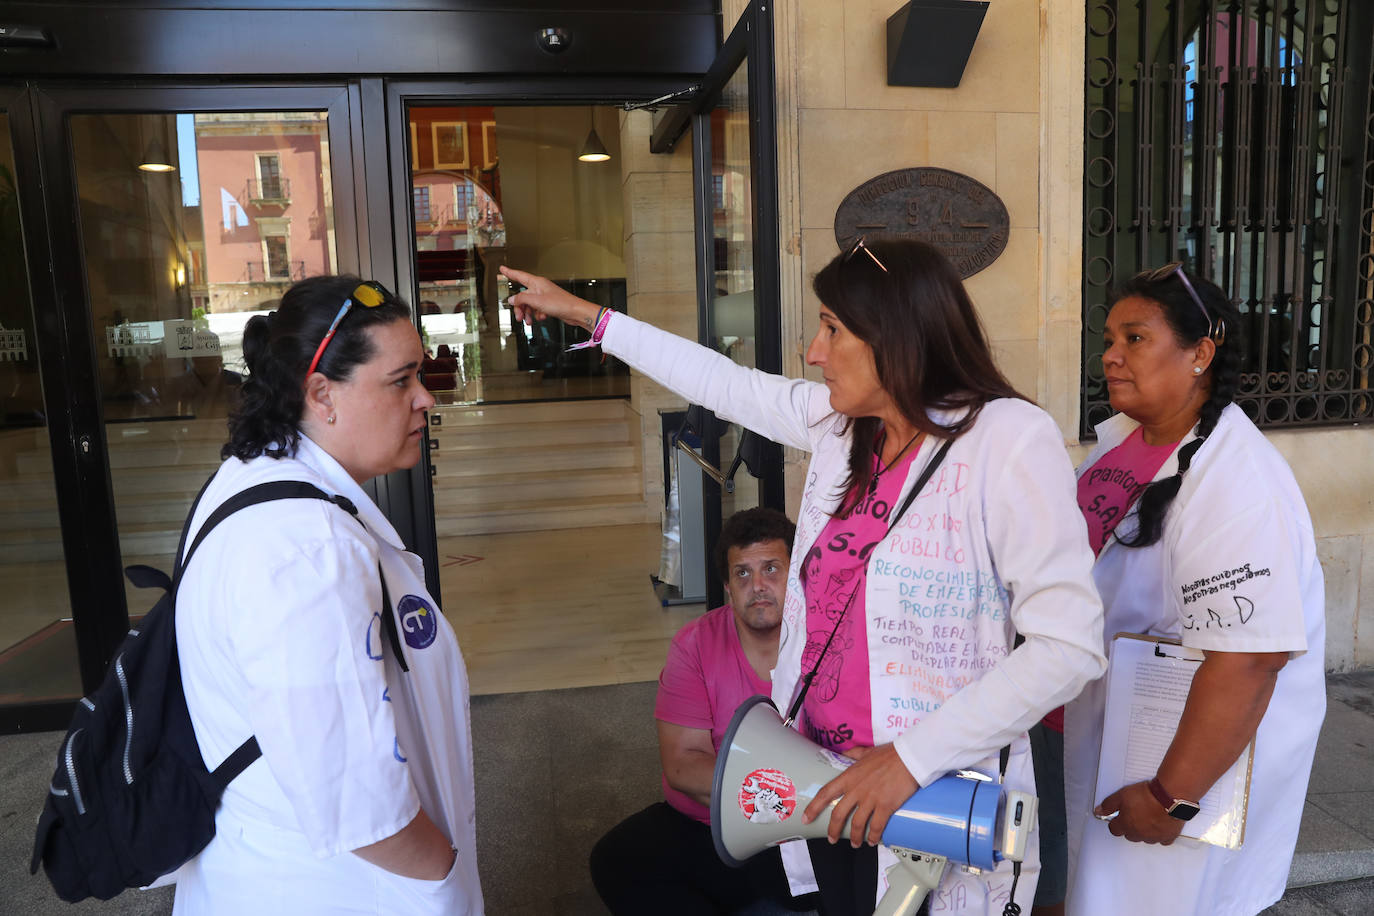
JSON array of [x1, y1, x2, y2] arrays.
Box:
[[499, 264, 537, 286], [803, 770, 849, 825]]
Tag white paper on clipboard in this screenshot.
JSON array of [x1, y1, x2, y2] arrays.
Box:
[[1094, 632, 1252, 849]]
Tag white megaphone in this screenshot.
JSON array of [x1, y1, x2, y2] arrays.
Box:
[[712, 696, 1037, 916]]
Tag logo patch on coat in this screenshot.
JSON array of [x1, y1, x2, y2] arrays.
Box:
[[397, 595, 438, 650]]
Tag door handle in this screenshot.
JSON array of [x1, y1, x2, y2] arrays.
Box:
[[674, 437, 731, 491]]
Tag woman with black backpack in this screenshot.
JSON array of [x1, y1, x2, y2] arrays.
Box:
[[172, 276, 481, 914]]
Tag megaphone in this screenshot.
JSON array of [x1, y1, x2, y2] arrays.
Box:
[[711, 696, 1037, 916]]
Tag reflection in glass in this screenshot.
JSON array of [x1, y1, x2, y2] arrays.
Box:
[[0, 114, 81, 703], [68, 111, 336, 612], [406, 106, 703, 696], [407, 105, 629, 405], [710, 65, 759, 515]]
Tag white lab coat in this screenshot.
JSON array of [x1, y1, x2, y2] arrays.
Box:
[[1063, 405, 1325, 916], [172, 435, 482, 915], [602, 315, 1107, 915]]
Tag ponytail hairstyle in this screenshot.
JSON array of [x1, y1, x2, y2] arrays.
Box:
[[223, 275, 412, 461], [1113, 267, 1243, 548], [812, 238, 1027, 517]]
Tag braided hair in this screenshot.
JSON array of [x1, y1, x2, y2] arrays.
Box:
[[1113, 268, 1243, 548], [223, 275, 412, 461]]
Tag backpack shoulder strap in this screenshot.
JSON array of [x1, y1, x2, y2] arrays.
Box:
[[168, 473, 221, 586], [172, 479, 360, 789], [175, 481, 357, 590], [378, 564, 408, 673]]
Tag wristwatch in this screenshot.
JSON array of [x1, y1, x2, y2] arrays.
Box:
[[1148, 776, 1201, 821]]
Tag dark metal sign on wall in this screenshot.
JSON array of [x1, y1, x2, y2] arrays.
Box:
[[834, 167, 1009, 278]]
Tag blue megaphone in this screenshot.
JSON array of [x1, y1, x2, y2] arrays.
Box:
[[711, 696, 1036, 916]]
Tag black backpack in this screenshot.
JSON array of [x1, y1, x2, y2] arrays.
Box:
[[29, 478, 379, 902]]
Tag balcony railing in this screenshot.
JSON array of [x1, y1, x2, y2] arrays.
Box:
[[245, 177, 291, 204], [243, 260, 306, 283]]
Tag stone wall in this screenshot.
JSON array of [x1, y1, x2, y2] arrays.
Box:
[[617, 110, 698, 520], [772, 0, 1372, 670]]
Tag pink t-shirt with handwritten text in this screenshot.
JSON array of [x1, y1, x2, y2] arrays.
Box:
[[1077, 426, 1178, 554], [798, 450, 917, 752]]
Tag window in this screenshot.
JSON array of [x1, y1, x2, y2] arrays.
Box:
[[454, 181, 473, 224], [1081, 0, 1374, 432], [413, 186, 431, 224], [264, 235, 289, 279], [256, 153, 283, 200], [186, 243, 206, 287]]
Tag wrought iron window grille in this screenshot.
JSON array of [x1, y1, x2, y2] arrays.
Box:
[[1081, 0, 1374, 434], [245, 176, 291, 203]]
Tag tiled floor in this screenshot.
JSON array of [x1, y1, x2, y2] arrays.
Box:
[[437, 522, 704, 696], [9, 674, 1374, 914], [1285, 671, 1374, 888]]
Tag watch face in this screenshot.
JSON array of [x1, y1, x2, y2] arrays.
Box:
[[1168, 801, 1201, 821]]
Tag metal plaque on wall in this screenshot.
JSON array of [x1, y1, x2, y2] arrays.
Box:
[[834, 167, 1010, 278]]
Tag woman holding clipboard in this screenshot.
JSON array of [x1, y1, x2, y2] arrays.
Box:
[[1061, 265, 1326, 916]]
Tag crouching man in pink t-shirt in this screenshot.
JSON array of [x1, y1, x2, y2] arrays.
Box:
[[590, 507, 820, 915]]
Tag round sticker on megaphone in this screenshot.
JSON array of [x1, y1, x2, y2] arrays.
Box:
[[737, 768, 797, 824]]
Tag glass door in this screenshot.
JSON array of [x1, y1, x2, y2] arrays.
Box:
[[388, 92, 703, 696], [0, 89, 81, 711], [67, 109, 345, 610], [404, 103, 631, 406], [683, 1, 783, 607], [4, 86, 359, 724]]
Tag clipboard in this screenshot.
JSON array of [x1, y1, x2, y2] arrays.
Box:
[[1093, 632, 1252, 849]]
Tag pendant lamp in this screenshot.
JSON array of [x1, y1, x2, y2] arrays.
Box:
[[577, 108, 610, 163], [138, 137, 176, 173]]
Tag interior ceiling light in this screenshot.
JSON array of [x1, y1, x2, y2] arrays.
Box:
[[577, 108, 610, 163], [138, 138, 176, 173]]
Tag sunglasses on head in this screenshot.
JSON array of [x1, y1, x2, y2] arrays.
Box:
[[1137, 262, 1226, 344], [306, 280, 393, 376], [843, 235, 888, 273]]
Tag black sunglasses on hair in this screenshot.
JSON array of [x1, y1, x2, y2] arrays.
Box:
[[1136, 263, 1226, 344], [843, 235, 888, 273]]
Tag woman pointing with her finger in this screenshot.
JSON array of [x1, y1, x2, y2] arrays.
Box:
[[502, 239, 1106, 916]]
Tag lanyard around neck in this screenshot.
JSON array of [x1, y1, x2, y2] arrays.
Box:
[[782, 438, 953, 728]]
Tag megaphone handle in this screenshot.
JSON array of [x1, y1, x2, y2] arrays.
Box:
[[873, 850, 946, 916]]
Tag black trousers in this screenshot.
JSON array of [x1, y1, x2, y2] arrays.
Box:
[[589, 801, 818, 915]]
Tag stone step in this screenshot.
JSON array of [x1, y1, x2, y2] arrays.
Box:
[[0, 470, 208, 509], [430, 441, 638, 479], [0, 520, 180, 564], [432, 468, 639, 512], [426, 418, 631, 452], [0, 470, 650, 559], [15, 442, 224, 475], [0, 395, 646, 544], [0, 418, 231, 452], [429, 398, 629, 428], [105, 418, 230, 444], [434, 494, 649, 537]]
